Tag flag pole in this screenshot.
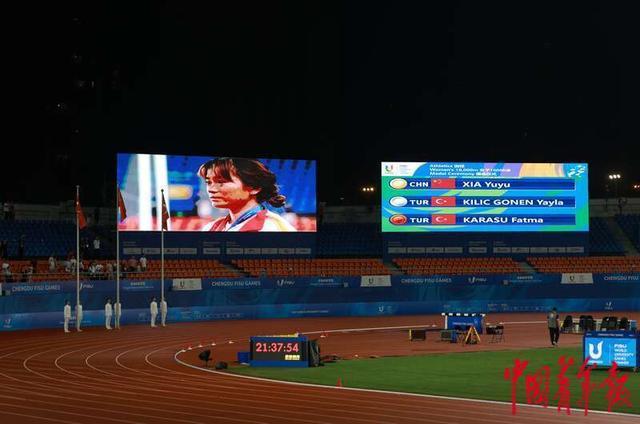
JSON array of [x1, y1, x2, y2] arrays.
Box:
[[76, 185, 80, 308], [116, 185, 120, 314], [160, 189, 165, 303]]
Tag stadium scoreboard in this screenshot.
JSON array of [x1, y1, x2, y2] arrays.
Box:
[[381, 162, 588, 232], [584, 331, 639, 369]]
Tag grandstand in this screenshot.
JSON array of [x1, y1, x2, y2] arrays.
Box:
[[589, 217, 626, 254], [233, 258, 389, 277], [2, 209, 640, 283], [616, 214, 640, 250], [527, 256, 640, 273], [393, 257, 522, 275], [316, 222, 382, 257]]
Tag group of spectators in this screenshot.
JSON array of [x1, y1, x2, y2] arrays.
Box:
[[46, 254, 148, 280], [2, 260, 36, 283], [1, 254, 149, 283]]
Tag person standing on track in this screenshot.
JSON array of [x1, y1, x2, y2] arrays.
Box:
[[63, 300, 71, 333], [160, 298, 167, 327], [150, 297, 158, 327], [104, 298, 113, 330], [547, 307, 560, 347]]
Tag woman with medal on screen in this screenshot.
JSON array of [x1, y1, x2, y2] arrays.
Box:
[[198, 157, 297, 232]]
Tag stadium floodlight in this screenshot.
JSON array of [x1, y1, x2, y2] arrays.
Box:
[[632, 184, 640, 191], [608, 173, 622, 198]]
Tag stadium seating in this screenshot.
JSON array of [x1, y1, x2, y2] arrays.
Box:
[[588, 217, 625, 254], [527, 256, 640, 273], [2, 259, 240, 282], [0, 220, 75, 258], [127, 259, 240, 279], [316, 223, 382, 257], [393, 257, 522, 275], [232, 258, 390, 277], [615, 214, 640, 250]]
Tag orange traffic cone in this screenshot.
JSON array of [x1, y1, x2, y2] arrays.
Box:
[[336, 377, 342, 387]]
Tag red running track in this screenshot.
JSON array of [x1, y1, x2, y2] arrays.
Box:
[[0, 313, 638, 424]]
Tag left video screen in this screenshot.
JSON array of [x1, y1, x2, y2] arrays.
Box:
[[117, 154, 317, 232]]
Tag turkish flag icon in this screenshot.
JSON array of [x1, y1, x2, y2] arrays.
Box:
[[431, 214, 456, 225], [431, 178, 456, 189], [431, 196, 456, 207]]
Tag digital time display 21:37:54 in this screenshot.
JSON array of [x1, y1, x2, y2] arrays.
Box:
[[249, 336, 309, 367]]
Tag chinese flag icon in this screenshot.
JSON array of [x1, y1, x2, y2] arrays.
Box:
[[431, 214, 456, 225], [431, 178, 456, 189], [431, 196, 456, 207]]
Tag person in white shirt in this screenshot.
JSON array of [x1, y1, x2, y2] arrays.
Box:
[[139, 255, 147, 271], [2, 263, 11, 282], [89, 262, 97, 277], [63, 300, 71, 333], [114, 301, 122, 329], [150, 297, 158, 327], [160, 299, 168, 327], [76, 303, 83, 332], [104, 298, 113, 330], [95, 263, 104, 279], [48, 255, 57, 272]]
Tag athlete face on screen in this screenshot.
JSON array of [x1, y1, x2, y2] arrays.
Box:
[[197, 158, 296, 232], [203, 167, 261, 211]]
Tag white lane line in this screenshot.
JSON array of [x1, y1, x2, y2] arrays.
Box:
[[173, 333, 638, 420], [0, 393, 26, 401], [0, 409, 84, 424]]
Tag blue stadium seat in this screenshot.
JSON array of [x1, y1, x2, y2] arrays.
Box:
[[615, 214, 640, 250], [316, 223, 382, 257], [589, 217, 625, 254]]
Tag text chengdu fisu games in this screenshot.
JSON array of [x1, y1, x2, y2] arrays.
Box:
[[381, 162, 588, 232]]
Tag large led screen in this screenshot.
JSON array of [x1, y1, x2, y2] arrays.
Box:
[[118, 154, 316, 232], [381, 162, 588, 232]]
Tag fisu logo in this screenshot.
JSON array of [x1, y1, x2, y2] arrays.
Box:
[[588, 341, 604, 360]]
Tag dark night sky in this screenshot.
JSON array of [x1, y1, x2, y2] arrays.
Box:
[[5, 1, 639, 206]]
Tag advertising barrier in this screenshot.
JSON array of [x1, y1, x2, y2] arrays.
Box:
[[1, 273, 639, 331]]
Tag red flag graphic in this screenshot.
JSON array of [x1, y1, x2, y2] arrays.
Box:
[[431, 178, 457, 189], [161, 191, 169, 231], [431, 196, 456, 207], [117, 188, 127, 222], [76, 193, 87, 229], [431, 214, 456, 225]]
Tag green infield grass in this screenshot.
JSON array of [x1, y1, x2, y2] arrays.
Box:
[[229, 347, 639, 415]]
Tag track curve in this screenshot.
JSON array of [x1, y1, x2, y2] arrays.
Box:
[[1, 314, 637, 423]]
